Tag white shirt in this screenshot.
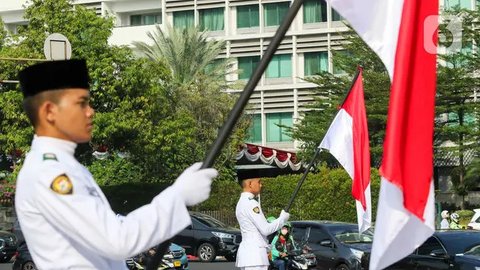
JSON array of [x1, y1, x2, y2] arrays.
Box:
[[235, 192, 285, 268], [15, 136, 191, 269], [440, 219, 449, 229]]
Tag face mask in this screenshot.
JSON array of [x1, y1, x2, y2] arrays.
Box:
[[281, 229, 288, 235]]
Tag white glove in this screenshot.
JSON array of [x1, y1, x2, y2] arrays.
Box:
[[279, 210, 290, 223], [173, 162, 218, 206]]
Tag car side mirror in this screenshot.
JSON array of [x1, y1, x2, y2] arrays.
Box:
[[320, 240, 334, 248], [429, 249, 447, 258]]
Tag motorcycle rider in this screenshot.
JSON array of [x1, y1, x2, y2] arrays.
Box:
[[271, 222, 296, 270], [450, 213, 461, 229]]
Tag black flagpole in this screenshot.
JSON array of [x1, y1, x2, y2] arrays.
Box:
[[147, 1, 305, 269], [284, 66, 363, 212]]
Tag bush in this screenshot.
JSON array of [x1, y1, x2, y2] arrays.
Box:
[[195, 166, 381, 225]]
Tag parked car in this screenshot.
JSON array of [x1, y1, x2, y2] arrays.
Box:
[[171, 212, 241, 262], [0, 230, 17, 263], [468, 209, 480, 230], [125, 242, 189, 270], [290, 221, 373, 270], [361, 230, 480, 269]]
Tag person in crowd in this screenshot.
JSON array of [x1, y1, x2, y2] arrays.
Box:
[[449, 213, 462, 229], [440, 210, 450, 229]]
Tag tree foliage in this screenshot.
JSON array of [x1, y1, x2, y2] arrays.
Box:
[[291, 28, 390, 166], [0, 0, 247, 187], [134, 25, 249, 180], [436, 8, 480, 208]]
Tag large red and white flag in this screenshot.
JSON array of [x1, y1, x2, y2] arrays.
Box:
[[326, 0, 438, 269], [319, 68, 371, 233]]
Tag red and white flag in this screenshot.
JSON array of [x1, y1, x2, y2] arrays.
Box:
[[319, 68, 371, 233], [326, 0, 438, 269]]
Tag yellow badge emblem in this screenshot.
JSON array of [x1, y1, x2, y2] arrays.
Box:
[[50, 174, 73, 195], [253, 206, 260, 214]]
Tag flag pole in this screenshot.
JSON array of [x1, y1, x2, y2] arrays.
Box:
[[147, 1, 305, 269], [285, 147, 321, 211], [284, 66, 363, 212]]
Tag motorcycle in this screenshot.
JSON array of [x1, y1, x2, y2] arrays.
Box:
[[125, 254, 176, 270], [269, 246, 317, 270]]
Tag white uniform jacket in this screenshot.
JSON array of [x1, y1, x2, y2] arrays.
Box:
[[15, 136, 191, 269], [235, 192, 286, 268]]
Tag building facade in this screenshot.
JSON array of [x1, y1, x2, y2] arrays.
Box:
[[0, 0, 352, 151], [0, 0, 477, 153]]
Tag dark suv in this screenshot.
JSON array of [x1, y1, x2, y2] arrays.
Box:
[[171, 212, 241, 262]]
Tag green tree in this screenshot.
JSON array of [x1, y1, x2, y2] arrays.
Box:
[[436, 9, 480, 209], [0, 0, 195, 184], [292, 29, 390, 166], [134, 25, 249, 179]]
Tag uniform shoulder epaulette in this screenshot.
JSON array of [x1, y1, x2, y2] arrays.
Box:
[[43, 153, 58, 161]]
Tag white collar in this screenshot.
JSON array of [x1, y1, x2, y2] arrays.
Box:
[[31, 135, 77, 156], [241, 192, 256, 199]]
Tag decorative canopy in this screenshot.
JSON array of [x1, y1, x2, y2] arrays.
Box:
[[236, 143, 303, 172]]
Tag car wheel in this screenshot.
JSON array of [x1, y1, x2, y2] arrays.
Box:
[[336, 263, 349, 270], [23, 261, 37, 270], [225, 253, 236, 262], [197, 243, 216, 262]]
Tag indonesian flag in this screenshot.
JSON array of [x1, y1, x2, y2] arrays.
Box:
[[326, 0, 438, 269], [319, 68, 371, 233]]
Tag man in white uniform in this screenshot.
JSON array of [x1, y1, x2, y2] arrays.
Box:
[[15, 59, 217, 269], [235, 169, 290, 270]]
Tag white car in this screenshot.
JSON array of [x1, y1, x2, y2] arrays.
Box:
[[468, 209, 480, 230]]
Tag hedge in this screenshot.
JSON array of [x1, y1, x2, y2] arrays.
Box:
[[101, 167, 381, 225]]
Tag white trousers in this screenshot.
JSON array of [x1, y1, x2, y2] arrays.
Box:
[[240, 267, 268, 270]]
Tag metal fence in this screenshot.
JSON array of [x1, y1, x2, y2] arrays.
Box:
[[198, 209, 239, 228]]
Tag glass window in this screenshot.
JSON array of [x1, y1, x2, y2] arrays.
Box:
[[199, 8, 224, 31], [304, 52, 328, 75], [173, 10, 194, 29], [266, 54, 292, 78], [238, 56, 260, 80], [237, 5, 259, 28], [266, 112, 293, 142], [332, 9, 343, 21], [445, 0, 472, 9], [307, 227, 331, 244], [304, 0, 327, 23], [264, 2, 290, 26], [130, 13, 161, 26], [247, 114, 262, 143], [417, 237, 445, 256]]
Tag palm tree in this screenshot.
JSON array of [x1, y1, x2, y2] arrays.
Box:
[[133, 25, 229, 88], [133, 25, 248, 172]]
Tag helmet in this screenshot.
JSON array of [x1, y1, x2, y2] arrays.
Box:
[[441, 210, 449, 219], [451, 213, 459, 223], [282, 221, 292, 228]]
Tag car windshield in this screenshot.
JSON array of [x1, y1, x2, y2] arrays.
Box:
[[328, 226, 374, 244], [193, 214, 228, 228]]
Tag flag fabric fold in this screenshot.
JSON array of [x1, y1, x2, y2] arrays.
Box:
[[326, 0, 438, 269], [319, 68, 371, 233]]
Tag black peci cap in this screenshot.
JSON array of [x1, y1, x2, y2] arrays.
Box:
[[236, 168, 279, 183], [19, 59, 90, 98]]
